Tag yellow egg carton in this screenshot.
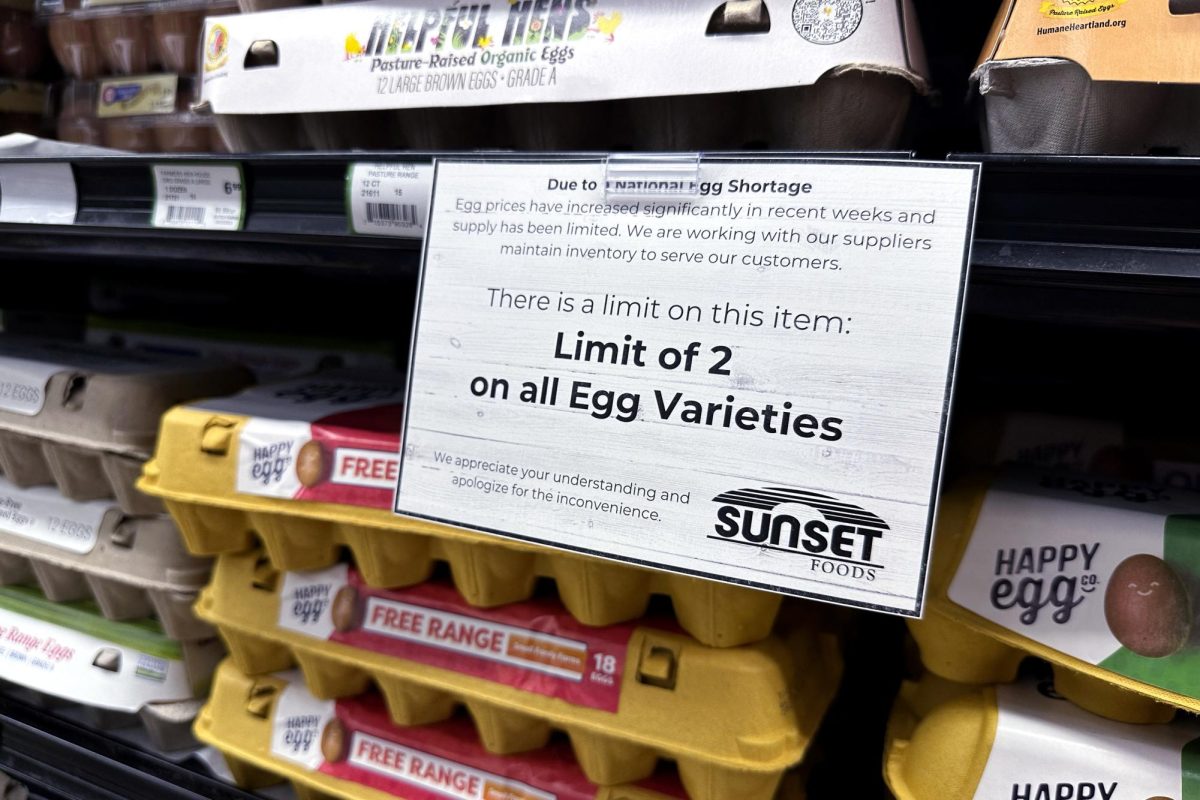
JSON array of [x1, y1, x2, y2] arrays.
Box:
[[0, 337, 251, 515], [911, 469, 1200, 723], [195, 549, 841, 800], [199, 661, 813, 800], [885, 675, 1200, 800], [0, 476, 212, 640], [138, 374, 783, 647], [0, 584, 223, 750]]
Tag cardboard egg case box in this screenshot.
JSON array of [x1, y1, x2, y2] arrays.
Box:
[[195, 0, 928, 152], [138, 371, 785, 649], [885, 674, 1200, 800], [199, 661, 814, 800], [56, 73, 226, 152], [979, 0, 1200, 154], [0, 583, 223, 751]]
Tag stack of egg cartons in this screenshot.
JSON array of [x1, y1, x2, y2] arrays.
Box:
[[887, 465, 1200, 797], [0, 336, 249, 750], [140, 370, 844, 799]]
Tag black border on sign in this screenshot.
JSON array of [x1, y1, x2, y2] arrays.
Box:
[[397, 154, 980, 619]]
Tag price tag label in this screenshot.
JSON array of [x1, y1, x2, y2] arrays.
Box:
[[346, 162, 431, 238], [0, 163, 77, 225], [151, 164, 244, 231], [396, 157, 979, 616]]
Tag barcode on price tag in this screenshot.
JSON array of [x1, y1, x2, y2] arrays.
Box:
[[152, 164, 244, 231], [364, 201, 418, 225], [164, 205, 206, 225], [347, 163, 430, 238]]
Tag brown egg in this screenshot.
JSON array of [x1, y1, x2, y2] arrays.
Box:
[[296, 440, 327, 487], [151, 9, 204, 73], [48, 15, 101, 79], [0, 10, 46, 78], [320, 718, 348, 763], [103, 117, 154, 152], [93, 12, 153, 75], [1104, 554, 1191, 658], [330, 586, 361, 633]]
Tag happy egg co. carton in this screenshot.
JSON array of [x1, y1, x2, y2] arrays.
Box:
[[198, 0, 929, 151], [910, 468, 1200, 724], [977, 0, 1200, 154]]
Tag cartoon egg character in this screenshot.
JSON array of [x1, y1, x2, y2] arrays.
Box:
[[1104, 554, 1191, 658]]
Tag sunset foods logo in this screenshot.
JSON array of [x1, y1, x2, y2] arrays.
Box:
[[344, 0, 621, 60], [711, 486, 889, 582]]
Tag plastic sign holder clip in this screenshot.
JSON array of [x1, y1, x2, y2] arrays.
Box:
[[604, 153, 701, 199]]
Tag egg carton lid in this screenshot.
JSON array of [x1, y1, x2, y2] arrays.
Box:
[[975, 0, 1200, 86], [197, 0, 929, 115], [0, 336, 252, 457], [0, 478, 212, 640], [0, 476, 209, 591], [0, 585, 223, 717]]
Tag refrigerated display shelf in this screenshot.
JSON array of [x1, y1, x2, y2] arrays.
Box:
[[0, 152, 1197, 279], [956, 154, 1200, 279], [0, 694, 264, 800]]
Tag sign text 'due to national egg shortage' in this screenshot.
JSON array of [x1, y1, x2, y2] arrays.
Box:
[[396, 157, 979, 616]]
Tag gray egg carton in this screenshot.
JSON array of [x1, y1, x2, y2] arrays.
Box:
[[0, 338, 252, 516], [2, 682, 207, 752], [0, 506, 213, 641]]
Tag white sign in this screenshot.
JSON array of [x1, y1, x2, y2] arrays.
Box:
[[396, 158, 978, 615], [0, 164, 77, 225], [152, 164, 245, 231], [347, 163, 431, 238]]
